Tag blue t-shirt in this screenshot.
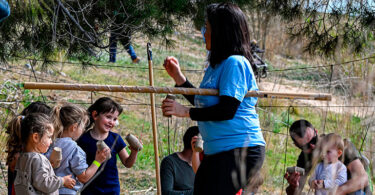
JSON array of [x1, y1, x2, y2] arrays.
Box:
[[77, 131, 127, 195], [195, 55, 266, 155], [45, 137, 88, 194]]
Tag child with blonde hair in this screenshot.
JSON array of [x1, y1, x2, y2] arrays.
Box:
[[11, 113, 76, 194], [45, 103, 109, 194], [309, 133, 347, 195]]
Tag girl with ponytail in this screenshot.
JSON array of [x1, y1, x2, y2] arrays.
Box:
[[6, 101, 51, 195], [11, 113, 76, 194], [45, 103, 109, 194]]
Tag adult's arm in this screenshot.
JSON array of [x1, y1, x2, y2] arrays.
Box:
[[285, 152, 311, 195], [191, 136, 201, 173], [189, 95, 241, 121], [175, 79, 196, 105], [175, 78, 242, 121], [160, 157, 193, 195], [336, 159, 368, 195]]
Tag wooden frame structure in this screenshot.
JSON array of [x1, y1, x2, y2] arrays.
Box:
[[21, 43, 331, 195]]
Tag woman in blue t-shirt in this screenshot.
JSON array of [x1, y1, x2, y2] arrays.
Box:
[[161, 3, 266, 195]]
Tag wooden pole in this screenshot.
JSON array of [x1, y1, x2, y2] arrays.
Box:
[[147, 43, 161, 195], [23, 82, 332, 101]]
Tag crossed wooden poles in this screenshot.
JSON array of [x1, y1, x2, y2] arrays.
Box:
[[22, 44, 331, 195]]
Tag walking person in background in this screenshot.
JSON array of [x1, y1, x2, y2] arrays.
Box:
[[161, 3, 265, 194], [109, 29, 140, 64]]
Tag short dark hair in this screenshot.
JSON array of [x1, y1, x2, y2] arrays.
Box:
[[183, 126, 199, 150], [87, 97, 123, 130], [290, 119, 315, 138], [206, 3, 255, 71]]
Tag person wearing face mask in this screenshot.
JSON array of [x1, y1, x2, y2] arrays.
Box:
[[161, 3, 265, 194], [285, 120, 371, 195]]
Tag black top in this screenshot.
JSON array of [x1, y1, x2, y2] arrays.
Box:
[[160, 153, 195, 195], [176, 79, 241, 121]]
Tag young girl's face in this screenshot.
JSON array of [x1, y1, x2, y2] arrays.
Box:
[[36, 125, 54, 153], [94, 110, 119, 133], [323, 146, 342, 164]]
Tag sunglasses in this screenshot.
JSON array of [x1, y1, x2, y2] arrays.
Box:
[[294, 130, 318, 150]]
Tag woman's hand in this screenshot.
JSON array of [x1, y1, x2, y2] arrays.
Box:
[[161, 98, 190, 118], [163, 56, 186, 85]]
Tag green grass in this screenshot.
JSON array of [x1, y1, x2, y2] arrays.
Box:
[[1, 23, 374, 193]]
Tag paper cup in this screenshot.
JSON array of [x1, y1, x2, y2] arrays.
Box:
[[286, 166, 305, 175], [163, 94, 176, 117], [96, 140, 111, 159], [194, 133, 203, 152], [50, 147, 62, 168], [125, 134, 143, 151]]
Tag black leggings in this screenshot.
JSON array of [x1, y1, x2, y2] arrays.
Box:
[[194, 145, 265, 195]]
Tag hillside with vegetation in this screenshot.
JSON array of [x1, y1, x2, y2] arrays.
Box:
[[0, 12, 374, 195]]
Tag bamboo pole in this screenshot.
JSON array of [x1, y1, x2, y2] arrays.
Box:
[[23, 82, 332, 101], [147, 43, 161, 195]]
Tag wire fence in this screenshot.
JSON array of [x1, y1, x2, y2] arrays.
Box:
[[0, 52, 374, 194]]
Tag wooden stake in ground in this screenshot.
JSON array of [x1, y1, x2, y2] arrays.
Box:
[[147, 43, 161, 195]]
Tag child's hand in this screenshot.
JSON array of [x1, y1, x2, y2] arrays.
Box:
[[62, 175, 76, 189], [128, 145, 141, 153], [95, 148, 110, 163], [315, 180, 324, 189], [128, 137, 142, 153], [311, 180, 323, 189]]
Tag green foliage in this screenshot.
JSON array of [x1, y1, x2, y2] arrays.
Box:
[[262, 0, 375, 56], [0, 0, 196, 63]]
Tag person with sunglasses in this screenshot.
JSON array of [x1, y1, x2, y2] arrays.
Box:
[[284, 119, 371, 195]]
